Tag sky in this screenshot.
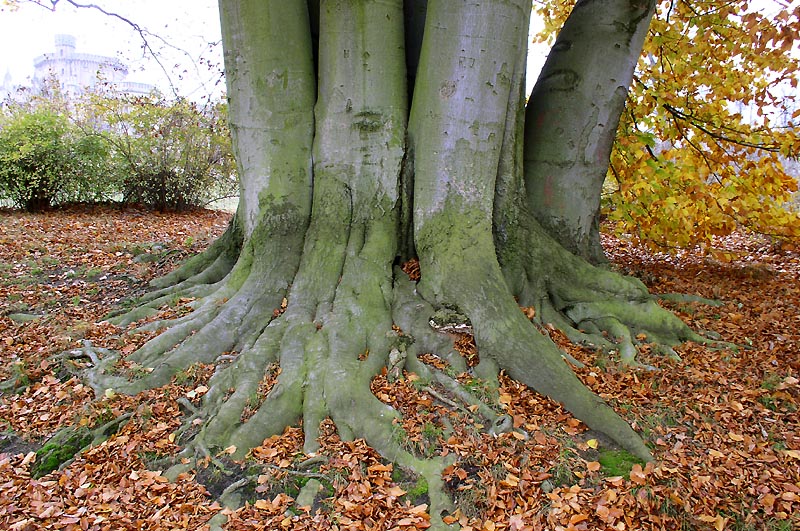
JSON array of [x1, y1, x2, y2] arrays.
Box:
[[0, 1, 224, 99], [1, 1, 797, 104], [0, 1, 549, 100]]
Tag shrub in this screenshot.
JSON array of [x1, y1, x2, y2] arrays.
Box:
[[0, 104, 111, 211], [0, 85, 237, 212], [92, 93, 237, 211]]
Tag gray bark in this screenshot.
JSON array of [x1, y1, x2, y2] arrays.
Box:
[[220, 0, 316, 238], [524, 0, 656, 263]]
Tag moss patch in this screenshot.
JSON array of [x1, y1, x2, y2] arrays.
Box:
[[392, 466, 430, 506], [31, 426, 93, 478], [598, 448, 644, 477]]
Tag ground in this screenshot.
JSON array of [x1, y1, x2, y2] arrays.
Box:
[[0, 205, 798, 531]]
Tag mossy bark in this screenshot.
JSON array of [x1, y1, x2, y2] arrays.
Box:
[[66, 0, 707, 526]]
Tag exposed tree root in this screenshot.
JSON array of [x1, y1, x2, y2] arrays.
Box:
[[46, 1, 711, 524], [60, 211, 642, 529], [102, 221, 243, 329], [501, 216, 709, 369], [149, 220, 242, 291], [57, 157, 693, 531], [28, 408, 133, 478], [57, 201, 686, 528], [57, 223, 702, 531], [656, 292, 724, 307]]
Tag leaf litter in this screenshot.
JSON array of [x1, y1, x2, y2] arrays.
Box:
[[0, 205, 797, 530]]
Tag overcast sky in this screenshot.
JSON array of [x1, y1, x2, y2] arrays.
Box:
[[0, 1, 224, 98], [1, 0, 797, 104], [0, 1, 550, 100]]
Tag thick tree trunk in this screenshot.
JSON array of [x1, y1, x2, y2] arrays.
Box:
[[524, 0, 656, 263], [221, 0, 315, 239], [65, 0, 711, 526]]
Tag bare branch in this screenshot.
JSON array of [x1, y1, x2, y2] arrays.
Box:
[[25, 0, 220, 98], [663, 103, 782, 152]]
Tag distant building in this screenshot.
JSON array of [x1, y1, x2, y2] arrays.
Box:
[[32, 34, 153, 97]]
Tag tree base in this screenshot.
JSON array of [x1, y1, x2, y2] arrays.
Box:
[[50, 204, 715, 528]]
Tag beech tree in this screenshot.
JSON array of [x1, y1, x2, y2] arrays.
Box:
[[64, 0, 722, 524], [532, 0, 800, 252]]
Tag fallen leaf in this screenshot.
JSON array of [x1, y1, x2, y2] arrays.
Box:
[[728, 432, 744, 442]]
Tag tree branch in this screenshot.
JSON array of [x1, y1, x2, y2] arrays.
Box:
[[26, 0, 220, 98], [663, 103, 782, 152]]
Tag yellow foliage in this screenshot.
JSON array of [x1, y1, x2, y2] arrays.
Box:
[[532, 0, 800, 250]]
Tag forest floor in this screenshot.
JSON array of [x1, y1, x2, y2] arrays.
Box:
[[0, 205, 797, 531]]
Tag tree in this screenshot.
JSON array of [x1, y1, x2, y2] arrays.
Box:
[[533, 0, 800, 253], [64, 0, 729, 525]]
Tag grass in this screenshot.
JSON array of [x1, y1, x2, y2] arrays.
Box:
[[550, 446, 576, 487], [639, 404, 683, 439], [760, 371, 783, 391], [728, 513, 795, 531], [7, 361, 31, 391], [173, 364, 201, 386]]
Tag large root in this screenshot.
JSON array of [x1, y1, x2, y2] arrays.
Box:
[[502, 215, 711, 368], [64, 213, 622, 529], [103, 220, 243, 328], [64, 217, 459, 528], [60, 205, 676, 528]]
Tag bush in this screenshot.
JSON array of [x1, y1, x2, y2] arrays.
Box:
[[0, 85, 237, 212], [0, 106, 110, 211], [92, 94, 237, 211]]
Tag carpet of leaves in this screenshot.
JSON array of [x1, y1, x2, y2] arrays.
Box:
[[0, 206, 798, 531]]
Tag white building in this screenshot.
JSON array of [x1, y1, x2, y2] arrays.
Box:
[[32, 34, 153, 97]]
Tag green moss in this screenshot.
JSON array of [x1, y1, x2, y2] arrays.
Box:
[[31, 426, 93, 478], [406, 475, 429, 502], [225, 243, 254, 292], [392, 466, 429, 505], [597, 448, 644, 477]]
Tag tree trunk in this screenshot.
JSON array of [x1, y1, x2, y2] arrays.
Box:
[[72, 0, 707, 525], [524, 0, 656, 263]]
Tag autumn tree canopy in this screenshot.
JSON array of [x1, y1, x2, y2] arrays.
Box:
[[530, 0, 800, 251]]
